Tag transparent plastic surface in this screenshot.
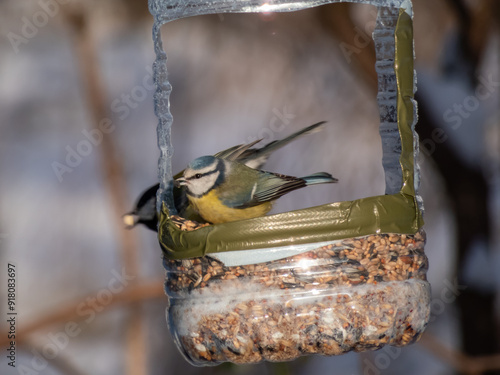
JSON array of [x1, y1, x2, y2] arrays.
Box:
[[149, 0, 411, 22], [164, 231, 430, 365], [374, 7, 403, 194]]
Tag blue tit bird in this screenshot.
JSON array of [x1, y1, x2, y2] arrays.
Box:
[[124, 121, 327, 230], [176, 155, 338, 224]]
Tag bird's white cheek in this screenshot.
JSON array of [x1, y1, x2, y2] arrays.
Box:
[[187, 179, 206, 196], [188, 172, 220, 197], [186, 181, 199, 195]]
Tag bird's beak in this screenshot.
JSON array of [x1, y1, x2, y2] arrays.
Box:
[[175, 177, 187, 188], [123, 213, 139, 229]]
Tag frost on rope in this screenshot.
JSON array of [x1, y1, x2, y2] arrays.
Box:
[[149, 0, 421, 214]]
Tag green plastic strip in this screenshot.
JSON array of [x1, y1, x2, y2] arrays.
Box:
[[159, 192, 420, 259], [395, 9, 424, 229], [396, 9, 417, 199], [158, 8, 423, 260]]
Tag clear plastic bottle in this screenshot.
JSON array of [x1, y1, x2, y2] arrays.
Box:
[[150, 0, 429, 366]]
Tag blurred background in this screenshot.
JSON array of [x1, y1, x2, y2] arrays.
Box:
[[0, 0, 499, 374]]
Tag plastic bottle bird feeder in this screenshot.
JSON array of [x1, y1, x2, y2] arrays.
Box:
[[150, 0, 430, 366]]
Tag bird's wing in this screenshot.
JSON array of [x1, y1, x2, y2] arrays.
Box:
[[227, 171, 307, 209], [214, 139, 263, 162], [215, 121, 327, 169], [239, 121, 326, 168]]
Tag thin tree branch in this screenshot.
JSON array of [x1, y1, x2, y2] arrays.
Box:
[[63, 5, 148, 375], [0, 280, 165, 348]]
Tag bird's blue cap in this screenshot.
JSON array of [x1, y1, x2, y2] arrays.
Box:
[[189, 155, 217, 170]]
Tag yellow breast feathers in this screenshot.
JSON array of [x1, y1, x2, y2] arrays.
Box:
[[188, 189, 272, 224]]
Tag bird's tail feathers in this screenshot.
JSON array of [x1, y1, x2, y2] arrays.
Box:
[[302, 172, 338, 185]]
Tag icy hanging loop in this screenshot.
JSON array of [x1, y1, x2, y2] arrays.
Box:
[[149, 0, 412, 22], [149, 0, 422, 217]]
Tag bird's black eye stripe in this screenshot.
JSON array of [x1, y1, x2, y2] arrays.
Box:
[[186, 169, 217, 181]]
